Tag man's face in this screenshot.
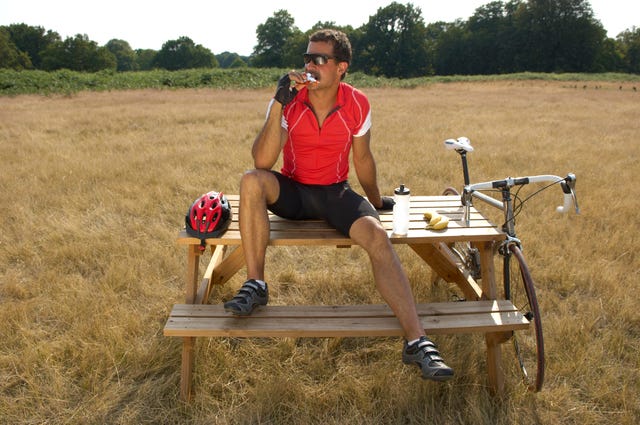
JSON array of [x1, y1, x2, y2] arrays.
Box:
[[304, 41, 348, 89]]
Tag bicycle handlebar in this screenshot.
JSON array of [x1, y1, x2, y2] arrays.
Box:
[[465, 174, 580, 214], [468, 174, 560, 191]]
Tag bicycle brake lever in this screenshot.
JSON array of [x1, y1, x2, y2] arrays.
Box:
[[569, 187, 580, 214], [558, 174, 580, 214]]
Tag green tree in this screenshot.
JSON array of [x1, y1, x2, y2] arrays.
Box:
[[423, 21, 447, 74], [154, 36, 217, 70], [40, 34, 116, 71], [0, 27, 32, 69], [431, 20, 473, 75], [513, 0, 605, 72], [433, 0, 610, 75], [216, 51, 247, 68], [106, 39, 136, 71], [465, 1, 513, 74], [356, 2, 430, 78], [3, 23, 59, 69], [593, 36, 625, 72], [135, 49, 157, 71], [617, 27, 640, 74], [252, 10, 298, 67], [281, 30, 309, 68]]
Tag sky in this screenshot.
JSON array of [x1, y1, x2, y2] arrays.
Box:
[[1, 0, 638, 56]]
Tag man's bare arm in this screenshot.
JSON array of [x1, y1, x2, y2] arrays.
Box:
[[352, 130, 383, 208], [252, 100, 287, 170]]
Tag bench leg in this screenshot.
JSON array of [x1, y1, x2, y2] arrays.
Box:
[[485, 333, 504, 395], [478, 241, 505, 395], [180, 337, 195, 402]]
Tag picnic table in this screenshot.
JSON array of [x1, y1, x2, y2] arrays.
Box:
[[164, 195, 528, 402]]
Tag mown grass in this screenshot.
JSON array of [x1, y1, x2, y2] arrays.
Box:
[[0, 80, 638, 424]]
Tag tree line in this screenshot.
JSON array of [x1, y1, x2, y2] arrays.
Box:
[[1, 0, 639, 77]]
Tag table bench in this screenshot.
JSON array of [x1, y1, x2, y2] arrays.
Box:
[[164, 195, 526, 402]]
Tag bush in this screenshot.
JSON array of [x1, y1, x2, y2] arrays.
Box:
[[1, 69, 640, 96]]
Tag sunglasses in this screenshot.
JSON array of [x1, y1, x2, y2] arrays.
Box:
[[303, 53, 336, 66]]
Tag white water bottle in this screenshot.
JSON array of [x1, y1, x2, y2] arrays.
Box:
[[393, 184, 410, 235]]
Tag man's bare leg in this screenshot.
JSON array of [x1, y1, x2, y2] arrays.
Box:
[[223, 169, 279, 315], [238, 169, 280, 280], [349, 216, 454, 381], [349, 216, 424, 340]]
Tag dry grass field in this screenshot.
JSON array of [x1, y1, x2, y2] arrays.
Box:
[[1, 81, 639, 424]]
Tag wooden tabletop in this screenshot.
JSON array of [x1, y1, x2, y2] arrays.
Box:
[[178, 195, 504, 246]]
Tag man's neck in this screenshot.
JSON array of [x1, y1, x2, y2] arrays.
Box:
[[307, 83, 341, 128], [308, 82, 339, 109]]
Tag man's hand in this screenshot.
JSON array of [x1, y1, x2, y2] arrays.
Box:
[[274, 74, 298, 106], [377, 196, 395, 211]]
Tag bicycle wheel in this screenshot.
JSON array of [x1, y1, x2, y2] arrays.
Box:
[[503, 244, 545, 392]]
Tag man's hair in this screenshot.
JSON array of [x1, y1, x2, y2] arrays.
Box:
[[309, 29, 352, 65]]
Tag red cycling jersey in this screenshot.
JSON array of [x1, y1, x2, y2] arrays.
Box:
[[280, 82, 372, 185]]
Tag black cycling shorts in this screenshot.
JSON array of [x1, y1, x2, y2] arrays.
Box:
[[268, 171, 380, 237]]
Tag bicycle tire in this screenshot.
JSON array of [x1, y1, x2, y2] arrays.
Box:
[[504, 244, 545, 392], [442, 186, 460, 197]]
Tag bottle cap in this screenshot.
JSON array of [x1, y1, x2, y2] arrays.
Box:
[[394, 184, 410, 195]]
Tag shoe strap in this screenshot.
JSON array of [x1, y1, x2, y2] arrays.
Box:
[[415, 339, 444, 362], [242, 279, 262, 292], [231, 280, 264, 303]]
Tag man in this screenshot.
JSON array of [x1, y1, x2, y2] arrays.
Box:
[[224, 29, 453, 381]]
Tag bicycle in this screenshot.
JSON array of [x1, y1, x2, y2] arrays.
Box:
[[441, 137, 580, 392]]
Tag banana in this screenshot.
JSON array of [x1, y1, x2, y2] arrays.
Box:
[[424, 210, 449, 230], [424, 210, 441, 221], [428, 216, 449, 230], [429, 213, 443, 226]]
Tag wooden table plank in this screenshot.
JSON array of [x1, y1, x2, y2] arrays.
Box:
[[179, 195, 502, 247], [177, 227, 503, 246], [164, 311, 528, 338]]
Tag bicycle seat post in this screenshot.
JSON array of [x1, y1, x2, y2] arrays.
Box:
[[458, 149, 473, 226], [457, 149, 471, 187]]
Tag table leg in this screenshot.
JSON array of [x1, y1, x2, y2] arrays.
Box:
[[185, 245, 201, 304], [478, 240, 504, 394], [180, 245, 201, 401]]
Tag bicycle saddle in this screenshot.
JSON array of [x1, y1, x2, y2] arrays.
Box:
[[444, 137, 474, 152]]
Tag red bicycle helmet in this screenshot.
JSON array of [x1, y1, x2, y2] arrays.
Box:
[[185, 191, 232, 248]]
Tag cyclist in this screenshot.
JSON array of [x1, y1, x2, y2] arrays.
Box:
[[224, 29, 453, 381]]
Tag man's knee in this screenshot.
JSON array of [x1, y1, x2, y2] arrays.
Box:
[[350, 216, 390, 249], [240, 169, 279, 203], [241, 169, 267, 191]]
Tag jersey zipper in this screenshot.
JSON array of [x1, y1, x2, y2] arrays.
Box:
[[305, 101, 342, 132]]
